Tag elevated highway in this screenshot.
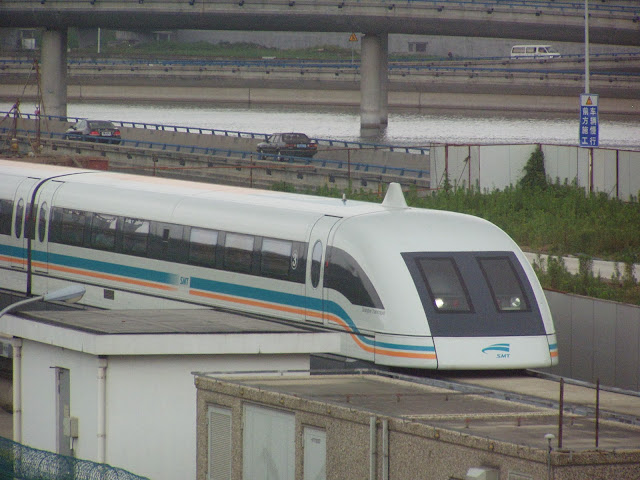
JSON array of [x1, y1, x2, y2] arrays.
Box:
[[1, 0, 638, 131], [2, 0, 639, 45]]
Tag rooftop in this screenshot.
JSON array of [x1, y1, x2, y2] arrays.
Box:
[[195, 370, 640, 452]]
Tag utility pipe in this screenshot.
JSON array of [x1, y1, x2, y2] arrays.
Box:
[[97, 357, 107, 462], [12, 338, 22, 443], [382, 419, 389, 480], [369, 416, 376, 480]]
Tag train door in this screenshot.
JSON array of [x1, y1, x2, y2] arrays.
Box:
[[10, 177, 40, 272], [305, 215, 341, 324], [31, 180, 64, 275]]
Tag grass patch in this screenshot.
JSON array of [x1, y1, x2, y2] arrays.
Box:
[[281, 182, 640, 305]]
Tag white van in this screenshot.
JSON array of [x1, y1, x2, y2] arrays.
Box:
[[510, 45, 560, 58]]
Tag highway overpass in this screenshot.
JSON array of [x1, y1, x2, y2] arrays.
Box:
[[1, 0, 638, 132]]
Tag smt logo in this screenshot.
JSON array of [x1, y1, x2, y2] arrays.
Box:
[[482, 343, 510, 359]]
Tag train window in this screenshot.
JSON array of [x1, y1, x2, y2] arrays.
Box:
[[261, 238, 292, 280], [310, 241, 322, 288], [0, 199, 13, 236], [24, 203, 35, 240], [477, 257, 530, 312], [122, 217, 149, 257], [188, 228, 219, 268], [148, 222, 186, 263], [325, 246, 383, 309], [38, 203, 47, 243], [14, 198, 24, 239], [223, 232, 254, 274], [89, 214, 117, 251], [49, 207, 89, 247], [417, 257, 472, 312]]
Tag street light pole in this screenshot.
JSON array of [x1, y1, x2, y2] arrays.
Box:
[[0, 284, 86, 443], [0, 284, 86, 317]]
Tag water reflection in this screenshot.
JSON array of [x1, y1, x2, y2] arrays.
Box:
[[2, 101, 638, 149]]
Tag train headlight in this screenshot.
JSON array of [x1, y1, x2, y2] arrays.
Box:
[[434, 298, 444, 309], [510, 296, 522, 308]]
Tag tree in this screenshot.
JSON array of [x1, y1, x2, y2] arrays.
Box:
[[519, 145, 547, 189]]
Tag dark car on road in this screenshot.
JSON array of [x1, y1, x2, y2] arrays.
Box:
[[256, 132, 318, 159], [65, 119, 121, 144]]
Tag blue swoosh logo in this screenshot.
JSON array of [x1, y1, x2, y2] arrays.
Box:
[[482, 343, 510, 354]]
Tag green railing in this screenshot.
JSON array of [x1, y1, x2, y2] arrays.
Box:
[[0, 436, 150, 480]]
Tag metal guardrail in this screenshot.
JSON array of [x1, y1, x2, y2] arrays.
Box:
[[1, 0, 638, 15], [3, 52, 640, 68], [0, 111, 431, 155], [0, 126, 431, 179]]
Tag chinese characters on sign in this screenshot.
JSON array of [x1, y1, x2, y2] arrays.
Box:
[[579, 94, 599, 148]]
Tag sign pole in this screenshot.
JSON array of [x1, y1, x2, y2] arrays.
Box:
[[584, 0, 589, 94]]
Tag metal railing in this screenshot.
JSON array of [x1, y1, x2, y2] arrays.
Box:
[[0, 126, 431, 179], [1, 111, 431, 155]]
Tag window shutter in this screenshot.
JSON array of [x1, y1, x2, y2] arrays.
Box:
[[208, 406, 232, 480]]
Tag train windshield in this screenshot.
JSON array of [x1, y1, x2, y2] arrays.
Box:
[[403, 251, 545, 337]]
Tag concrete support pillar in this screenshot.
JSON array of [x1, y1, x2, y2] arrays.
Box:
[[360, 33, 383, 136], [379, 34, 389, 127], [40, 28, 68, 117]]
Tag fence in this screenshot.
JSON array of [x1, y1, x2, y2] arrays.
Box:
[[544, 290, 640, 392], [430, 143, 640, 201], [0, 436, 149, 480]]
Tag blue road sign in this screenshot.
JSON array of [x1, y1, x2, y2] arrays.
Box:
[[579, 94, 599, 148]]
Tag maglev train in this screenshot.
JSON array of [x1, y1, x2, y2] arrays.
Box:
[[0, 159, 558, 370]]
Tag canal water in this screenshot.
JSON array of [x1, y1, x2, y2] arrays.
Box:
[[2, 101, 639, 149]]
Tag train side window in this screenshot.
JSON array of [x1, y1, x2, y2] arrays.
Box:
[[89, 213, 118, 251], [261, 238, 292, 280], [148, 222, 186, 263], [14, 199, 24, 239], [37, 203, 47, 243], [417, 257, 472, 313], [477, 257, 530, 312], [223, 232, 254, 274], [188, 227, 218, 268], [289, 242, 306, 284], [24, 203, 35, 240], [310, 241, 322, 288], [324, 246, 384, 308], [122, 217, 149, 257], [49, 207, 89, 247], [0, 199, 13, 236]]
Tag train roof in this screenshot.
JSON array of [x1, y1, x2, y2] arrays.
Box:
[[2, 159, 510, 249], [1, 158, 381, 215]]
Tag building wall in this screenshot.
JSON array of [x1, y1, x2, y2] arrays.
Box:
[[18, 339, 310, 480], [21, 340, 102, 457], [195, 375, 640, 480]]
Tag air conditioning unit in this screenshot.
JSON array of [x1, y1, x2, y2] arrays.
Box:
[[466, 467, 499, 480]]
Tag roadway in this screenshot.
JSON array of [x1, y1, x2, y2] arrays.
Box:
[[3, 0, 639, 127], [2, 54, 640, 114]]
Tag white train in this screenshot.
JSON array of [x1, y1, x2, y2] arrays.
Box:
[[0, 159, 558, 369]]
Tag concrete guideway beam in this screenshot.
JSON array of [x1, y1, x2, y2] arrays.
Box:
[[41, 28, 67, 118]]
